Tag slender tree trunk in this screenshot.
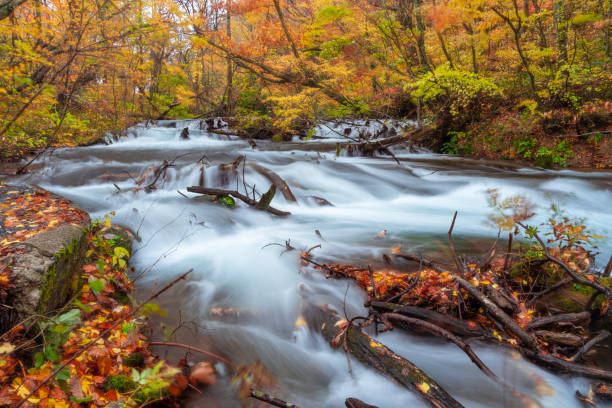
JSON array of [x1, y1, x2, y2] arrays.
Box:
[[436, 30, 454, 68], [272, 0, 300, 60], [414, 0, 431, 71], [225, 0, 232, 115], [554, 0, 568, 62], [606, 0, 611, 57]]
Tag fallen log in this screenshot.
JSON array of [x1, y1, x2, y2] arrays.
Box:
[[570, 330, 611, 362], [370, 301, 483, 337], [249, 390, 299, 408], [248, 162, 297, 202], [527, 312, 591, 330], [306, 304, 465, 408], [521, 348, 612, 382], [534, 330, 585, 347], [187, 186, 290, 216], [345, 398, 379, 408]]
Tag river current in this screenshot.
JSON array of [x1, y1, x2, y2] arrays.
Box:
[[8, 120, 612, 407]]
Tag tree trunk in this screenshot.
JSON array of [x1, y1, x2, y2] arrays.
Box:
[[0, 0, 27, 20], [554, 0, 568, 62], [225, 0, 233, 115], [305, 304, 465, 408]]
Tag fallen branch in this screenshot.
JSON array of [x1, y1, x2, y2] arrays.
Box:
[[187, 186, 290, 216], [248, 162, 297, 202], [522, 348, 612, 382], [150, 341, 235, 368], [576, 390, 600, 408], [16, 269, 193, 407], [380, 312, 498, 381], [370, 301, 483, 337], [249, 389, 300, 408], [526, 312, 590, 330], [345, 398, 379, 408], [452, 275, 538, 349], [448, 211, 466, 276], [569, 330, 611, 362], [534, 330, 584, 346], [306, 304, 465, 408]]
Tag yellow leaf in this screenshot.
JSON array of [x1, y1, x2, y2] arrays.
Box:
[[295, 316, 307, 327], [416, 382, 431, 394], [0, 342, 15, 355]]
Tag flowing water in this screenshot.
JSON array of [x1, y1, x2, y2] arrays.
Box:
[[7, 120, 612, 407]]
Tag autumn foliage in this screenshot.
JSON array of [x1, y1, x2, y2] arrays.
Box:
[[0, 0, 610, 164]]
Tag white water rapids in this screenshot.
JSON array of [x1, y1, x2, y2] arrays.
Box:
[[9, 120, 612, 407]]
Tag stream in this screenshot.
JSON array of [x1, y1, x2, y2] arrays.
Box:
[[7, 119, 612, 407]]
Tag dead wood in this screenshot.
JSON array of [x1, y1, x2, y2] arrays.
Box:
[[570, 330, 611, 362], [534, 330, 585, 346], [249, 389, 300, 408], [452, 275, 538, 349], [187, 186, 290, 216], [150, 341, 235, 368], [576, 390, 600, 408], [393, 253, 449, 272], [484, 285, 517, 314], [448, 212, 466, 276], [345, 398, 379, 408], [605, 255, 612, 277], [379, 312, 499, 381], [593, 383, 612, 400], [306, 304, 465, 408], [256, 185, 277, 210], [370, 301, 483, 337], [526, 312, 591, 330], [338, 127, 433, 157], [248, 162, 297, 202], [521, 348, 612, 382]]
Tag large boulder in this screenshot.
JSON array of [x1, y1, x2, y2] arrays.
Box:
[[0, 186, 90, 333]]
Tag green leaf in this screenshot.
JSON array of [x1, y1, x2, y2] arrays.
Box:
[[55, 309, 81, 326], [140, 302, 167, 317], [122, 323, 136, 334], [34, 352, 45, 368], [45, 346, 60, 362], [55, 366, 71, 381], [218, 195, 235, 209], [74, 300, 92, 313], [114, 246, 130, 259], [97, 258, 105, 275], [89, 279, 105, 295]]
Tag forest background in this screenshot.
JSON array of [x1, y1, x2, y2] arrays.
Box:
[[0, 0, 611, 167]]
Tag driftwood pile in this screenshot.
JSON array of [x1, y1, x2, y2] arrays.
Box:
[[297, 212, 612, 407]]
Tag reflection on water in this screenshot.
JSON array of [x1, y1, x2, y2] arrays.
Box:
[[8, 119, 612, 407]]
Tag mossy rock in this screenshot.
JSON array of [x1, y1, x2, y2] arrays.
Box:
[[123, 352, 145, 368], [1, 224, 90, 333], [107, 375, 137, 393], [540, 277, 612, 314]]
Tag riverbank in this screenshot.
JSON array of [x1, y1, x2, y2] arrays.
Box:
[[0, 185, 191, 407]]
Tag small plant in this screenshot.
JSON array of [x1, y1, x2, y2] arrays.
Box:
[[534, 140, 572, 168], [442, 131, 473, 155], [515, 137, 538, 160]]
